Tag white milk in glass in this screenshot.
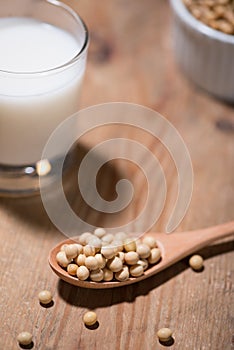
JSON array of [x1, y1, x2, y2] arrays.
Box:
[[0, 17, 86, 165]]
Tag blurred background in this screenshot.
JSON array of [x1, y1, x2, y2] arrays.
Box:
[[64, 0, 233, 229]]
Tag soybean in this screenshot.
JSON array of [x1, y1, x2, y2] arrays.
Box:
[[76, 253, 86, 266], [124, 238, 136, 252], [148, 248, 161, 264], [138, 258, 149, 270], [83, 244, 96, 257], [189, 254, 204, 271], [101, 245, 116, 259], [56, 251, 72, 268], [67, 263, 78, 276], [85, 256, 99, 270], [94, 227, 106, 238], [107, 256, 123, 272], [115, 265, 129, 281], [124, 251, 139, 265], [111, 240, 123, 252], [17, 332, 33, 346], [102, 233, 114, 243], [136, 243, 151, 258], [117, 251, 125, 262], [115, 232, 127, 241], [64, 244, 78, 259], [90, 268, 104, 282], [129, 264, 144, 277], [157, 328, 173, 342], [83, 311, 97, 326], [87, 237, 102, 252], [79, 232, 92, 245], [76, 266, 89, 280], [142, 236, 157, 249], [95, 253, 106, 269], [103, 267, 114, 281], [38, 290, 53, 305]]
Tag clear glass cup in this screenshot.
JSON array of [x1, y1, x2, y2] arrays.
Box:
[[0, 0, 89, 196]]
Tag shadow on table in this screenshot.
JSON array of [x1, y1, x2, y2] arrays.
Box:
[[0, 192, 51, 229], [58, 239, 234, 309], [0, 142, 124, 231]]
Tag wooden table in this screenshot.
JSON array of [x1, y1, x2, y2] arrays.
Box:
[[1, 0, 233, 349]]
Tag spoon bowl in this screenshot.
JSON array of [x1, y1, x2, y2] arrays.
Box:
[[49, 221, 234, 289]]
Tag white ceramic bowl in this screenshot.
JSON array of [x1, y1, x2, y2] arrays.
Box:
[[170, 0, 234, 102]]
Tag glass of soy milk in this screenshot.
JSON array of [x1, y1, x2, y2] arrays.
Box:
[[0, 0, 88, 196]]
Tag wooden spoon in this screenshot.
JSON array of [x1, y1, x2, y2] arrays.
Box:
[[49, 221, 234, 289]]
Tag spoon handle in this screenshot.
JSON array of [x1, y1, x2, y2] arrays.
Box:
[[182, 220, 234, 243], [159, 221, 234, 264]]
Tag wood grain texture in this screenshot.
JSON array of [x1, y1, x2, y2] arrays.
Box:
[[0, 0, 233, 349]]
